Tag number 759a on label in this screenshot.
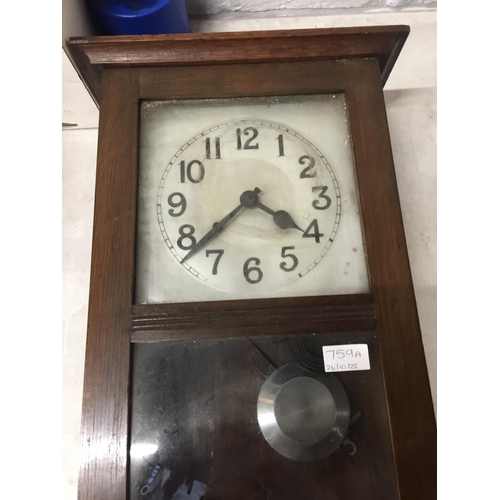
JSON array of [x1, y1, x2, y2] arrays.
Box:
[[322, 344, 371, 372]]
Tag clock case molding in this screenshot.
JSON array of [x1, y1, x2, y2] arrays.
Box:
[[68, 26, 436, 500]]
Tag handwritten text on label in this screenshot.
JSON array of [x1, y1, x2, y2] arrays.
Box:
[[322, 344, 370, 372]]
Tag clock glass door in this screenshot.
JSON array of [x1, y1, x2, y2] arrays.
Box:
[[130, 332, 397, 500], [130, 93, 390, 499], [129, 332, 398, 500], [135, 94, 369, 304]]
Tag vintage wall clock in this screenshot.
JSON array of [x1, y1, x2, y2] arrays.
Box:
[[69, 26, 436, 500]]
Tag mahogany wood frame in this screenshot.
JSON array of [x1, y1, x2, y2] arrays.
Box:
[[69, 27, 436, 500]]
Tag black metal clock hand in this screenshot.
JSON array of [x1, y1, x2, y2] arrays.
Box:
[[255, 201, 303, 232], [180, 188, 261, 264]]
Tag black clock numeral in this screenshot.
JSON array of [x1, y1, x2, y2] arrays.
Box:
[[312, 186, 332, 210], [206, 249, 224, 275], [205, 137, 221, 159], [177, 224, 197, 251], [280, 246, 298, 272], [243, 257, 263, 284], [236, 127, 259, 150], [303, 219, 324, 243], [167, 192, 187, 217], [180, 160, 205, 183], [276, 134, 285, 157], [299, 155, 317, 178]]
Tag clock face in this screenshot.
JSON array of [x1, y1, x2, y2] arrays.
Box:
[[156, 119, 341, 293], [136, 95, 370, 303]]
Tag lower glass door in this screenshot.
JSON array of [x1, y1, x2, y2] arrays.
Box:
[[129, 331, 397, 500]]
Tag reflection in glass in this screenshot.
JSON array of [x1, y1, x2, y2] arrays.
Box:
[[129, 332, 396, 500]]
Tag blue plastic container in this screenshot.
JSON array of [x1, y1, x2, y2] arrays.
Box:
[[87, 0, 191, 36]]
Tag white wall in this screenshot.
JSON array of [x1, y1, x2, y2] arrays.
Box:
[[186, 0, 436, 16], [62, 10, 436, 499], [62, 129, 97, 497]]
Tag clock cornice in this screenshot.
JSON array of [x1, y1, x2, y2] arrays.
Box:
[[68, 25, 409, 105]]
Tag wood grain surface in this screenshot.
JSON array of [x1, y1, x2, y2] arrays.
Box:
[[131, 294, 376, 342], [68, 26, 409, 104], [138, 60, 349, 100], [78, 69, 139, 500], [345, 59, 437, 499]]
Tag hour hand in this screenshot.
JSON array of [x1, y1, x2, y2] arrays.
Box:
[[255, 201, 303, 232]]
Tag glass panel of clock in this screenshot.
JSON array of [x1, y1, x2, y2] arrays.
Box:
[[129, 332, 397, 500], [135, 94, 370, 304]]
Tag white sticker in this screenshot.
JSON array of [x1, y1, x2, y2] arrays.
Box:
[[322, 344, 370, 372]]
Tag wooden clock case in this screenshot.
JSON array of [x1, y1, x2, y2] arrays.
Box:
[[69, 26, 436, 500]]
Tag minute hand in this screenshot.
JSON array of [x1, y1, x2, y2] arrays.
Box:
[[180, 204, 243, 264], [255, 201, 303, 232]]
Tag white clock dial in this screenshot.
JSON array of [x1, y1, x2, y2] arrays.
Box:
[[136, 94, 370, 303], [157, 119, 341, 293]]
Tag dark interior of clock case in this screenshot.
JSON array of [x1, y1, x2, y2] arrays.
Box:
[[130, 331, 397, 500]]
